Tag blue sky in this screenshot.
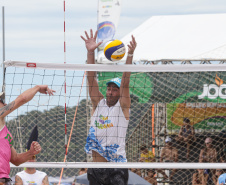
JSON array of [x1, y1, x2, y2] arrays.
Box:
[[0, 0, 226, 116], [0, 0, 226, 65]]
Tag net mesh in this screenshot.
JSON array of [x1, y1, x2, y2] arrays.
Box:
[[5, 62, 226, 185]]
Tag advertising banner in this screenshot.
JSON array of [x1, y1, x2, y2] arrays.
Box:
[[98, 71, 226, 132], [97, 0, 122, 50]]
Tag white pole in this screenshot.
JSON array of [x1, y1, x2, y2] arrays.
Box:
[[2, 6, 5, 63], [2, 6, 5, 97]]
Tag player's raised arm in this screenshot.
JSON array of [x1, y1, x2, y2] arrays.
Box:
[[81, 29, 104, 111], [0, 85, 55, 119], [119, 35, 137, 118]]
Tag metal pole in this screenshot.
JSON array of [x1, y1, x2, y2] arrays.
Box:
[[2, 6, 5, 94], [2, 6, 5, 63]]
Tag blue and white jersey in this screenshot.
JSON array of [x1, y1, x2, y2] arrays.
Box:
[[85, 99, 129, 162]]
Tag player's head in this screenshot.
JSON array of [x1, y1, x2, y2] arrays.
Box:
[[197, 169, 204, 173], [106, 77, 121, 106], [216, 169, 224, 176], [140, 144, 148, 153], [147, 169, 156, 177], [165, 137, 172, 146], [205, 137, 212, 148], [183, 117, 190, 125]]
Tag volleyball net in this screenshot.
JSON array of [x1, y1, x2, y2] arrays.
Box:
[[5, 61, 226, 184]]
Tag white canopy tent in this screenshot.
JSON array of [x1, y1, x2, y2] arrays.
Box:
[[97, 13, 226, 64]]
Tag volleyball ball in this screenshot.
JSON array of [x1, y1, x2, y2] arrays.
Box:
[[104, 40, 126, 62]]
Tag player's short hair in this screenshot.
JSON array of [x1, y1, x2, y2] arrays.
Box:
[[147, 169, 156, 174], [183, 117, 190, 123], [140, 144, 147, 151]]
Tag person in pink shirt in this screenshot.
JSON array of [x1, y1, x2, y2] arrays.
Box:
[[0, 85, 55, 184]]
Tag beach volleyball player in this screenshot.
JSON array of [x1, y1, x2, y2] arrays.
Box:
[[0, 85, 55, 184], [81, 29, 137, 185]]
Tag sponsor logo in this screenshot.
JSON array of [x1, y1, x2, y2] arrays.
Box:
[[95, 114, 113, 129], [26, 63, 36, 68], [5, 133, 14, 147], [198, 74, 226, 99]]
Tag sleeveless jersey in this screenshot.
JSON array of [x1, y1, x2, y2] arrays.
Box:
[[16, 170, 47, 185], [0, 125, 13, 178], [85, 99, 129, 162]]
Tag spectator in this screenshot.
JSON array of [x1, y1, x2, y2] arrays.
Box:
[[217, 173, 226, 185], [213, 169, 224, 185], [15, 126, 49, 185], [139, 145, 155, 178], [192, 169, 209, 185], [139, 145, 168, 180], [176, 117, 195, 158], [15, 155, 49, 185], [79, 168, 87, 176], [199, 137, 217, 163], [139, 145, 155, 163], [199, 137, 217, 184], [219, 148, 226, 163], [160, 137, 178, 181], [144, 169, 157, 185]]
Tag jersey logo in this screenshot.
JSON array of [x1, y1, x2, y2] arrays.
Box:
[[5, 133, 14, 147], [95, 115, 113, 129]]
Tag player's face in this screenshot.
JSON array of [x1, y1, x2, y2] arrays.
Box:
[[106, 83, 120, 107], [216, 169, 223, 176], [205, 142, 212, 148], [184, 121, 190, 126], [148, 171, 155, 177]]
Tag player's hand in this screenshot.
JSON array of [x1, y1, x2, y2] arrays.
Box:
[[38, 85, 55, 95], [29, 141, 41, 155], [81, 29, 102, 52], [127, 35, 137, 55]]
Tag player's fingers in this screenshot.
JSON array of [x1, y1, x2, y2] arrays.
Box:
[[34, 143, 41, 150], [90, 29, 93, 38], [49, 89, 55, 94], [97, 41, 103, 47], [81, 36, 87, 41], [85, 31, 90, 39], [132, 35, 137, 46], [127, 45, 132, 50], [94, 30, 98, 40]]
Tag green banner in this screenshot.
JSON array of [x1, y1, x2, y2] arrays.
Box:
[[98, 72, 152, 103]]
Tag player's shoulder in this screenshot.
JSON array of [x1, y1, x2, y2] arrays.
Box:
[[35, 170, 47, 179], [148, 150, 154, 156], [36, 170, 47, 176]]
